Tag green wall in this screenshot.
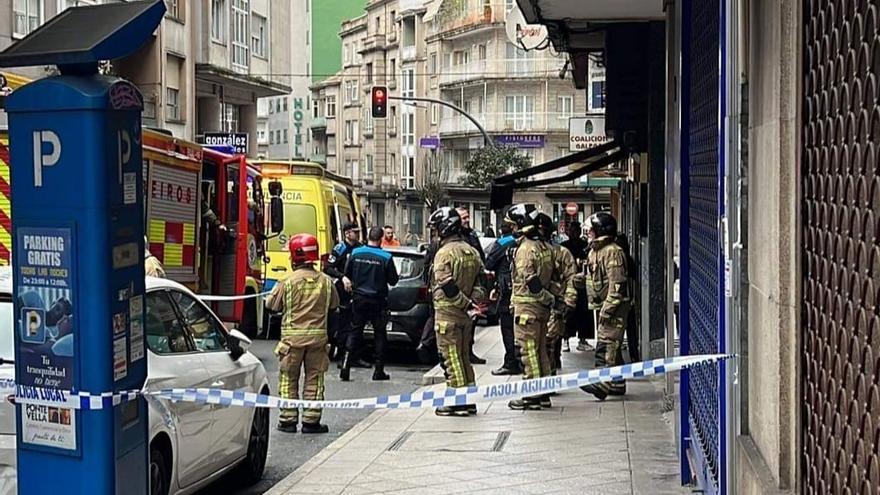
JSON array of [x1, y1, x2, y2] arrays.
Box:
[[312, 0, 368, 83]]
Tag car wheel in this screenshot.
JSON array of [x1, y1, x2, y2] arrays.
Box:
[[237, 401, 269, 485], [150, 444, 170, 495]]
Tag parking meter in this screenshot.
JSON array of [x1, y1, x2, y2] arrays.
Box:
[[0, 2, 165, 493]]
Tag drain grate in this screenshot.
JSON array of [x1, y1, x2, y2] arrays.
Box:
[[387, 431, 511, 453]]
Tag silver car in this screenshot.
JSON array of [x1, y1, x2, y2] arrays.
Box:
[[0, 269, 271, 495]]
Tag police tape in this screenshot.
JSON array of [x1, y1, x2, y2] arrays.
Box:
[[8, 354, 733, 411], [196, 290, 273, 302]]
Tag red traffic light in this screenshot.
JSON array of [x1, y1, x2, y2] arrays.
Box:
[[371, 85, 388, 119]]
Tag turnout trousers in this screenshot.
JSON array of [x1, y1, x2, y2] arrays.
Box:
[[514, 304, 552, 382], [594, 313, 628, 395], [434, 308, 475, 388], [276, 336, 330, 426]]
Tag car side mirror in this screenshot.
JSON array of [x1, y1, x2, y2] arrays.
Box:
[[228, 328, 251, 360]]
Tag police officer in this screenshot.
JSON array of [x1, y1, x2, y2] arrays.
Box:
[[429, 207, 486, 417], [144, 237, 165, 278], [580, 211, 631, 401], [505, 204, 556, 410], [324, 222, 361, 360], [341, 226, 399, 381], [534, 213, 577, 375], [485, 222, 521, 376], [266, 233, 339, 433]]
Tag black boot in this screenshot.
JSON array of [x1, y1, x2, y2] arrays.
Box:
[[508, 397, 542, 410], [469, 353, 487, 365], [372, 364, 390, 381], [339, 352, 352, 381], [301, 422, 329, 434], [580, 384, 608, 401]]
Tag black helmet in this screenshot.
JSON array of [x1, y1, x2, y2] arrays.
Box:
[[587, 211, 617, 238], [534, 212, 555, 240], [503, 203, 538, 231], [427, 207, 463, 238]]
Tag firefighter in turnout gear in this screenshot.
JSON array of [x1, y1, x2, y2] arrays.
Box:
[[504, 204, 557, 411], [534, 213, 578, 375], [429, 207, 486, 417], [580, 211, 631, 401], [266, 234, 340, 433]]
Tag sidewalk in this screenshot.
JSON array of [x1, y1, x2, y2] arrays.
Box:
[[267, 327, 688, 495]]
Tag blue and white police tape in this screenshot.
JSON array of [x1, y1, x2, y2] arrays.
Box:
[[8, 354, 733, 411], [196, 290, 273, 302]]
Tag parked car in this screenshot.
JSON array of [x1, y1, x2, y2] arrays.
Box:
[[0, 269, 270, 495], [364, 247, 431, 351]]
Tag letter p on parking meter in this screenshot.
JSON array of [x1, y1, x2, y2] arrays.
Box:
[[0, 2, 166, 494]]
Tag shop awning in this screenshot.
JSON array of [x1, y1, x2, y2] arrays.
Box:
[[490, 140, 624, 209]]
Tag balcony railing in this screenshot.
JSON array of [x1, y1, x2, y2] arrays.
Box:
[[361, 34, 386, 52], [402, 45, 417, 61], [438, 112, 574, 135], [439, 58, 565, 86]]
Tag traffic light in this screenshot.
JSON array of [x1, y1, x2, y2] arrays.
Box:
[[371, 85, 388, 119]]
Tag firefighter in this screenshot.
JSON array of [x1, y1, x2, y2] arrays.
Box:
[[324, 222, 362, 361], [534, 213, 578, 375], [580, 211, 631, 401], [429, 207, 486, 417], [144, 237, 165, 278], [266, 233, 340, 433], [505, 204, 556, 411]]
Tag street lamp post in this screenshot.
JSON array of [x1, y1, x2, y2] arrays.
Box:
[[388, 95, 492, 147]]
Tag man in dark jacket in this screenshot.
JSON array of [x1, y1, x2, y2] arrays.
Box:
[[454, 207, 488, 365], [341, 226, 399, 381], [323, 222, 361, 361], [561, 222, 594, 352], [485, 223, 521, 375]]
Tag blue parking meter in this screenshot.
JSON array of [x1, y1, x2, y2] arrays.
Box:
[[0, 2, 165, 493]]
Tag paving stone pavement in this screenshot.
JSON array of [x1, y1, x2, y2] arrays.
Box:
[[267, 327, 689, 495]]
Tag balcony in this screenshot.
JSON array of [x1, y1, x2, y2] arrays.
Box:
[[402, 45, 417, 61], [439, 112, 574, 135], [360, 34, 387, 53], [310, 116, 327, 130], [312, 153, 327, 165], [439, 58, 564, 86], [429, 4, 505, 39]]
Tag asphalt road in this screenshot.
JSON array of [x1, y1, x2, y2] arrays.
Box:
[[196, 339, 432, 495]]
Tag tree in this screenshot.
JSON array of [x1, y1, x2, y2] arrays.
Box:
[[416, 149, 447, 212], [463, 144, 531, 189]]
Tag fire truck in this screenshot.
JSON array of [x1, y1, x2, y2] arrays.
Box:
[[0, 124, 267, 336]]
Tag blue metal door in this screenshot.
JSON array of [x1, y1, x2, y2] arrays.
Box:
[[680, 0, 727, 492]]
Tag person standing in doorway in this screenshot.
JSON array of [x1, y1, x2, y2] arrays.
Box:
[[454, 207, 487, 365], [323, 222, 361, 361], [381, 225, 401, 248], [266, 234, 339, 433], [341, 226, 400, 381], [580, 212, 631, 401]]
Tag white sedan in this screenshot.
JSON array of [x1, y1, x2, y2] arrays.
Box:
[[0, 270, 271, 495]]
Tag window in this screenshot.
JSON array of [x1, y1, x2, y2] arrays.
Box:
[[557, 96, 573, 119], [166, 88, 180, 121], [402, 68, 415, 98], [269, 131, 275, 144], [171, 291, 227, 352], [402, 156, 415, 189], [275, 99, 281, 113], [231, 0, 249, 72], [211, 0, 226, 42], [375, 16, 381, 33], [366, 154, 374, 175], [506, 42, 533, 75], [366, 63, 373, 83], [345, 120, 360, 145], [402, 112, 414, 146], [312, 99, 320, 118], [306, 29, 309, 46], [345, 80, 359, 104], [478, 44, 487, 60], [591, 80, 607, 110], [364, 107, 374, 133], [145, 291, 192, 354], [13, 0, 42, 38], [389, 59, 397, 78], [283, 98, 288, 112], [165, 0, 181, 20], [343, 43, 351, 65], [442, 53, 451, 69], [325, 96, 336, 117], [431, 104, 439, 125], [453, 50, 470, 66], [429, 53, 437, 74], [504, 95, 535, 131], [257, 124, 268, 144], [252, 14, 267, 58], [283, 129, 288, 143]]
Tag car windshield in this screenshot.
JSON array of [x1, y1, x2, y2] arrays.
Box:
[[392, 254, 424, 279], [0, 300, 13, 361]]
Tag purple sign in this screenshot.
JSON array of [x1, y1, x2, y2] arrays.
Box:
[[419, 136, 441, 149], [495, 135, 545, 148]]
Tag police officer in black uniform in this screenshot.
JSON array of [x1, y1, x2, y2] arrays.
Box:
[[324, 222, 361, 361], [341, 226, 400, 381]]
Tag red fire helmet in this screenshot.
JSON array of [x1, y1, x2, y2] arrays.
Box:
[[288, 233, 320, 264]]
